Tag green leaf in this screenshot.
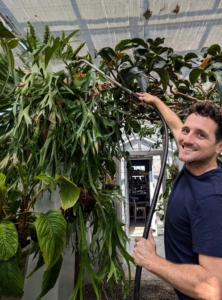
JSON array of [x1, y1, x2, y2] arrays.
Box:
[[184, 52, 198, 61], [0, 221, 18, 260], [189, 68, 205, 84], [0, 173, 6, 187], [63, 29, 79, 44], [8, 190, 23, 214], [115, 39, 131, 52], [147, 37, 165, 47], [1, 41, 15, 73], [27, 250, 45, 278], [121, 66, 145, 80], [0, 256, 24, 298], [0, 185, 7, 203], [115, 38, 148, 52], [34, 174, 56, 189], [98, 47, 117, 62], [37, 255, 63, 300], [153, 69, 170, 92], [35, 210, 66, 269], [207, 44, 221, 55], [8, 39, 19, 49], [0, 21, 15, 38], [13, 163, 28, 184], [131, 38, 148, 48], [137, 75, 150, 92], [209, 70, 222, 101], [45, 37, 61, 68], [56, 175, 80, 210], [128, 120, 141, 133]]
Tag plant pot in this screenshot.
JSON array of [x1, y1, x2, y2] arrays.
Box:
[[1, 243, 32, 300]]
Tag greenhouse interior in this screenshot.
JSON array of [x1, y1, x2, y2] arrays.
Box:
[[0, 1, 222, 299]]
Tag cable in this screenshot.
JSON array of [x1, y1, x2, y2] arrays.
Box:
[[71, 59, 169, 300]]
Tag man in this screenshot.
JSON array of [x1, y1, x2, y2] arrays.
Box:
[[132, 92, 222, 300]]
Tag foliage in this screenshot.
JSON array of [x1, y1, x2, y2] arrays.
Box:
[[1, 18, 222, 300], [0, 165, 79, 299], [97, 37, 222, 216], [98, 37, 222, 124], [0, 22, 133, 300]]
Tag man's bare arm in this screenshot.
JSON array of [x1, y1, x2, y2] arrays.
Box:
[[133, 231, 222, 300], [137, 92, 183, 143]]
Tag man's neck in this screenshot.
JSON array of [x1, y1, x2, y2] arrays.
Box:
[[185, 160, 218, 176]]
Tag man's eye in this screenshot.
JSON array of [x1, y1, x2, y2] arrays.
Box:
[[198, 133, 205, 138], [182, 129, 189, 134]]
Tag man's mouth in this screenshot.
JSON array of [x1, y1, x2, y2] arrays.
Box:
[[182, 145, 196, 152]]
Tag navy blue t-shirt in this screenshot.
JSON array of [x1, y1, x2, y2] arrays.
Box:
[[164, 161, 222, 300]]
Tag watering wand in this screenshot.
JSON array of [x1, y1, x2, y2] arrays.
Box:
[[71, 59, 169, 300]]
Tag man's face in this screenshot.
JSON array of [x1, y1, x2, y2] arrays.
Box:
[[178, 113, 222, 172]]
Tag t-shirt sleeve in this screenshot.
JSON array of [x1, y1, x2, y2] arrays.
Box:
[[191, 195, 222, 257]]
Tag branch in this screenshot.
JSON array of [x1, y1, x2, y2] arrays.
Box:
[[27, 183, 51, 210], [194, 83, 207, 97]]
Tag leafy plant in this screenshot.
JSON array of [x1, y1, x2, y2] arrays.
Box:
[[0, 22, 134, 300], [0, 164, 79, 299], [1, 17, 222, 300]]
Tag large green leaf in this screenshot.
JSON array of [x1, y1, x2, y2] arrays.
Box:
[[189, 68, 205, 84], [0, 256, 24, 298], [35, 210, 66, 269], [56, 175, 80, 209], [37, 255, 63, 300], [153, 68, 170, 92], [0, 221, 18, 260]]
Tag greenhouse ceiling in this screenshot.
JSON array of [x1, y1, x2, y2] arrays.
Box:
[[0, 0, 222, 64]]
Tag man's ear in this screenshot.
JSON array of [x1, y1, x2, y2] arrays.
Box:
[[216, 141, 222, 154]]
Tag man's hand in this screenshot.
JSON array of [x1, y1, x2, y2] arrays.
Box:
[[132, 229, 157, 270], [136, 92, 159, 105]]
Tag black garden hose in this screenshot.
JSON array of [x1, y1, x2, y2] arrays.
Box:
[[133, 107, 168, 300], [71, 59, 169, 300]]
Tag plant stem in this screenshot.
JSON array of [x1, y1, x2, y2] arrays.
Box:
[[27, 183, 50, 210], [0, 198, 2, 221]]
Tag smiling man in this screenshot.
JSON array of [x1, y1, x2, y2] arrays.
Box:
[[132, 93, 222, 300]]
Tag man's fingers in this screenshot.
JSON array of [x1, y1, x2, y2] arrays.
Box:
[[135, 236, 141, 242], [148, 228, 155, 244]]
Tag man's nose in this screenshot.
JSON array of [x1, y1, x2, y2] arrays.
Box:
[[182, 133, 194, 144]]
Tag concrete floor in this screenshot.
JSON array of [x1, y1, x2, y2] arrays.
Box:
[[124, 221, 165, 281]]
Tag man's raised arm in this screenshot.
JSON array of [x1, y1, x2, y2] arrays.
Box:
[[137, 92, 183, 144]]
